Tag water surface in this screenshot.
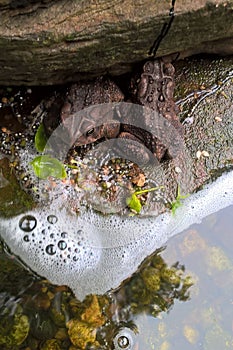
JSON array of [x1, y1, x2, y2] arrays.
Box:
[[0, 205, 232, 349]]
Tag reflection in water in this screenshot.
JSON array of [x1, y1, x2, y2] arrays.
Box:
[[0, 205, 232, 349], [0, 240, 192, 349], [134, 206, 233, 350]]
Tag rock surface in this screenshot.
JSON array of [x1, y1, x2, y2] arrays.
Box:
[[0, 55, 232, 218], [0, 0, 233, 85]]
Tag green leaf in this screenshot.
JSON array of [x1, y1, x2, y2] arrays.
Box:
[[134, 186, 163, 196], [31, 155, 67, 179], [35, 123, 48, 152], [126, 186, 164, 214], [170, 186, 189, 215], [126, 193, 142, 213]]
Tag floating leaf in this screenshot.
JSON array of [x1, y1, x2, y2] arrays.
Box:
[[31, 155, 67, 179], [126, 193, 142, 213], [35, 123, 48, 152], [126, 186, 163, 213]]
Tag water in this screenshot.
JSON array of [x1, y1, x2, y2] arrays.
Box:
[[0, 56, 232, 349], [130, 205, 233, 350], [0, 205, 232, 349]]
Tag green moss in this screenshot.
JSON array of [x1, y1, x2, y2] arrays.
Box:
[[0, 158, 34, 218], [0, 313, 29, 348], [64, 33, 79, 42], [160, 267, 181, 286], [141, 267, 161, 292], [67, 319, 97, 348], [40, 339, 61, 350]]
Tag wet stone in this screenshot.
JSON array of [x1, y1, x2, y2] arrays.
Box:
[[19, 215, 37, 232]]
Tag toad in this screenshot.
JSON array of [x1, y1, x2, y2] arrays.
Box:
[[44, 60, 183, 165], [119, 59, 183, 162]]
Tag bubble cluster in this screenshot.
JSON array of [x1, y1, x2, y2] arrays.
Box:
[[0, 170, 233, 299]]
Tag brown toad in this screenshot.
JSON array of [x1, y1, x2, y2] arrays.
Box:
[[71, 60, 183, 164], [121, 59, 183, 161], [43, 60, 183, 165]]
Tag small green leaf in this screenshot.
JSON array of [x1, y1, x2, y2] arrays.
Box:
[[126, 193, 142, 213], [171, 201, 181, 215], [35, 123, 48, 152], [31, 155, 67, 179], [134, 186, 163, 196], [170, 186, 189, 215], [126, 186, 164, 214]]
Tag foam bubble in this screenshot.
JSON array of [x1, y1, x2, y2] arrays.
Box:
[[113, 328, 136, 350], [0, 170, 233, 299]]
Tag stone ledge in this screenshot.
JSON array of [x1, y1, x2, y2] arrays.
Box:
[[0, 0, 232, 85]]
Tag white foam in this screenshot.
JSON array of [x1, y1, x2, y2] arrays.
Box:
[[1, 170, 233, 300]]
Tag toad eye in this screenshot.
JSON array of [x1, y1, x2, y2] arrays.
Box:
[[86, 128, 95, 137]]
